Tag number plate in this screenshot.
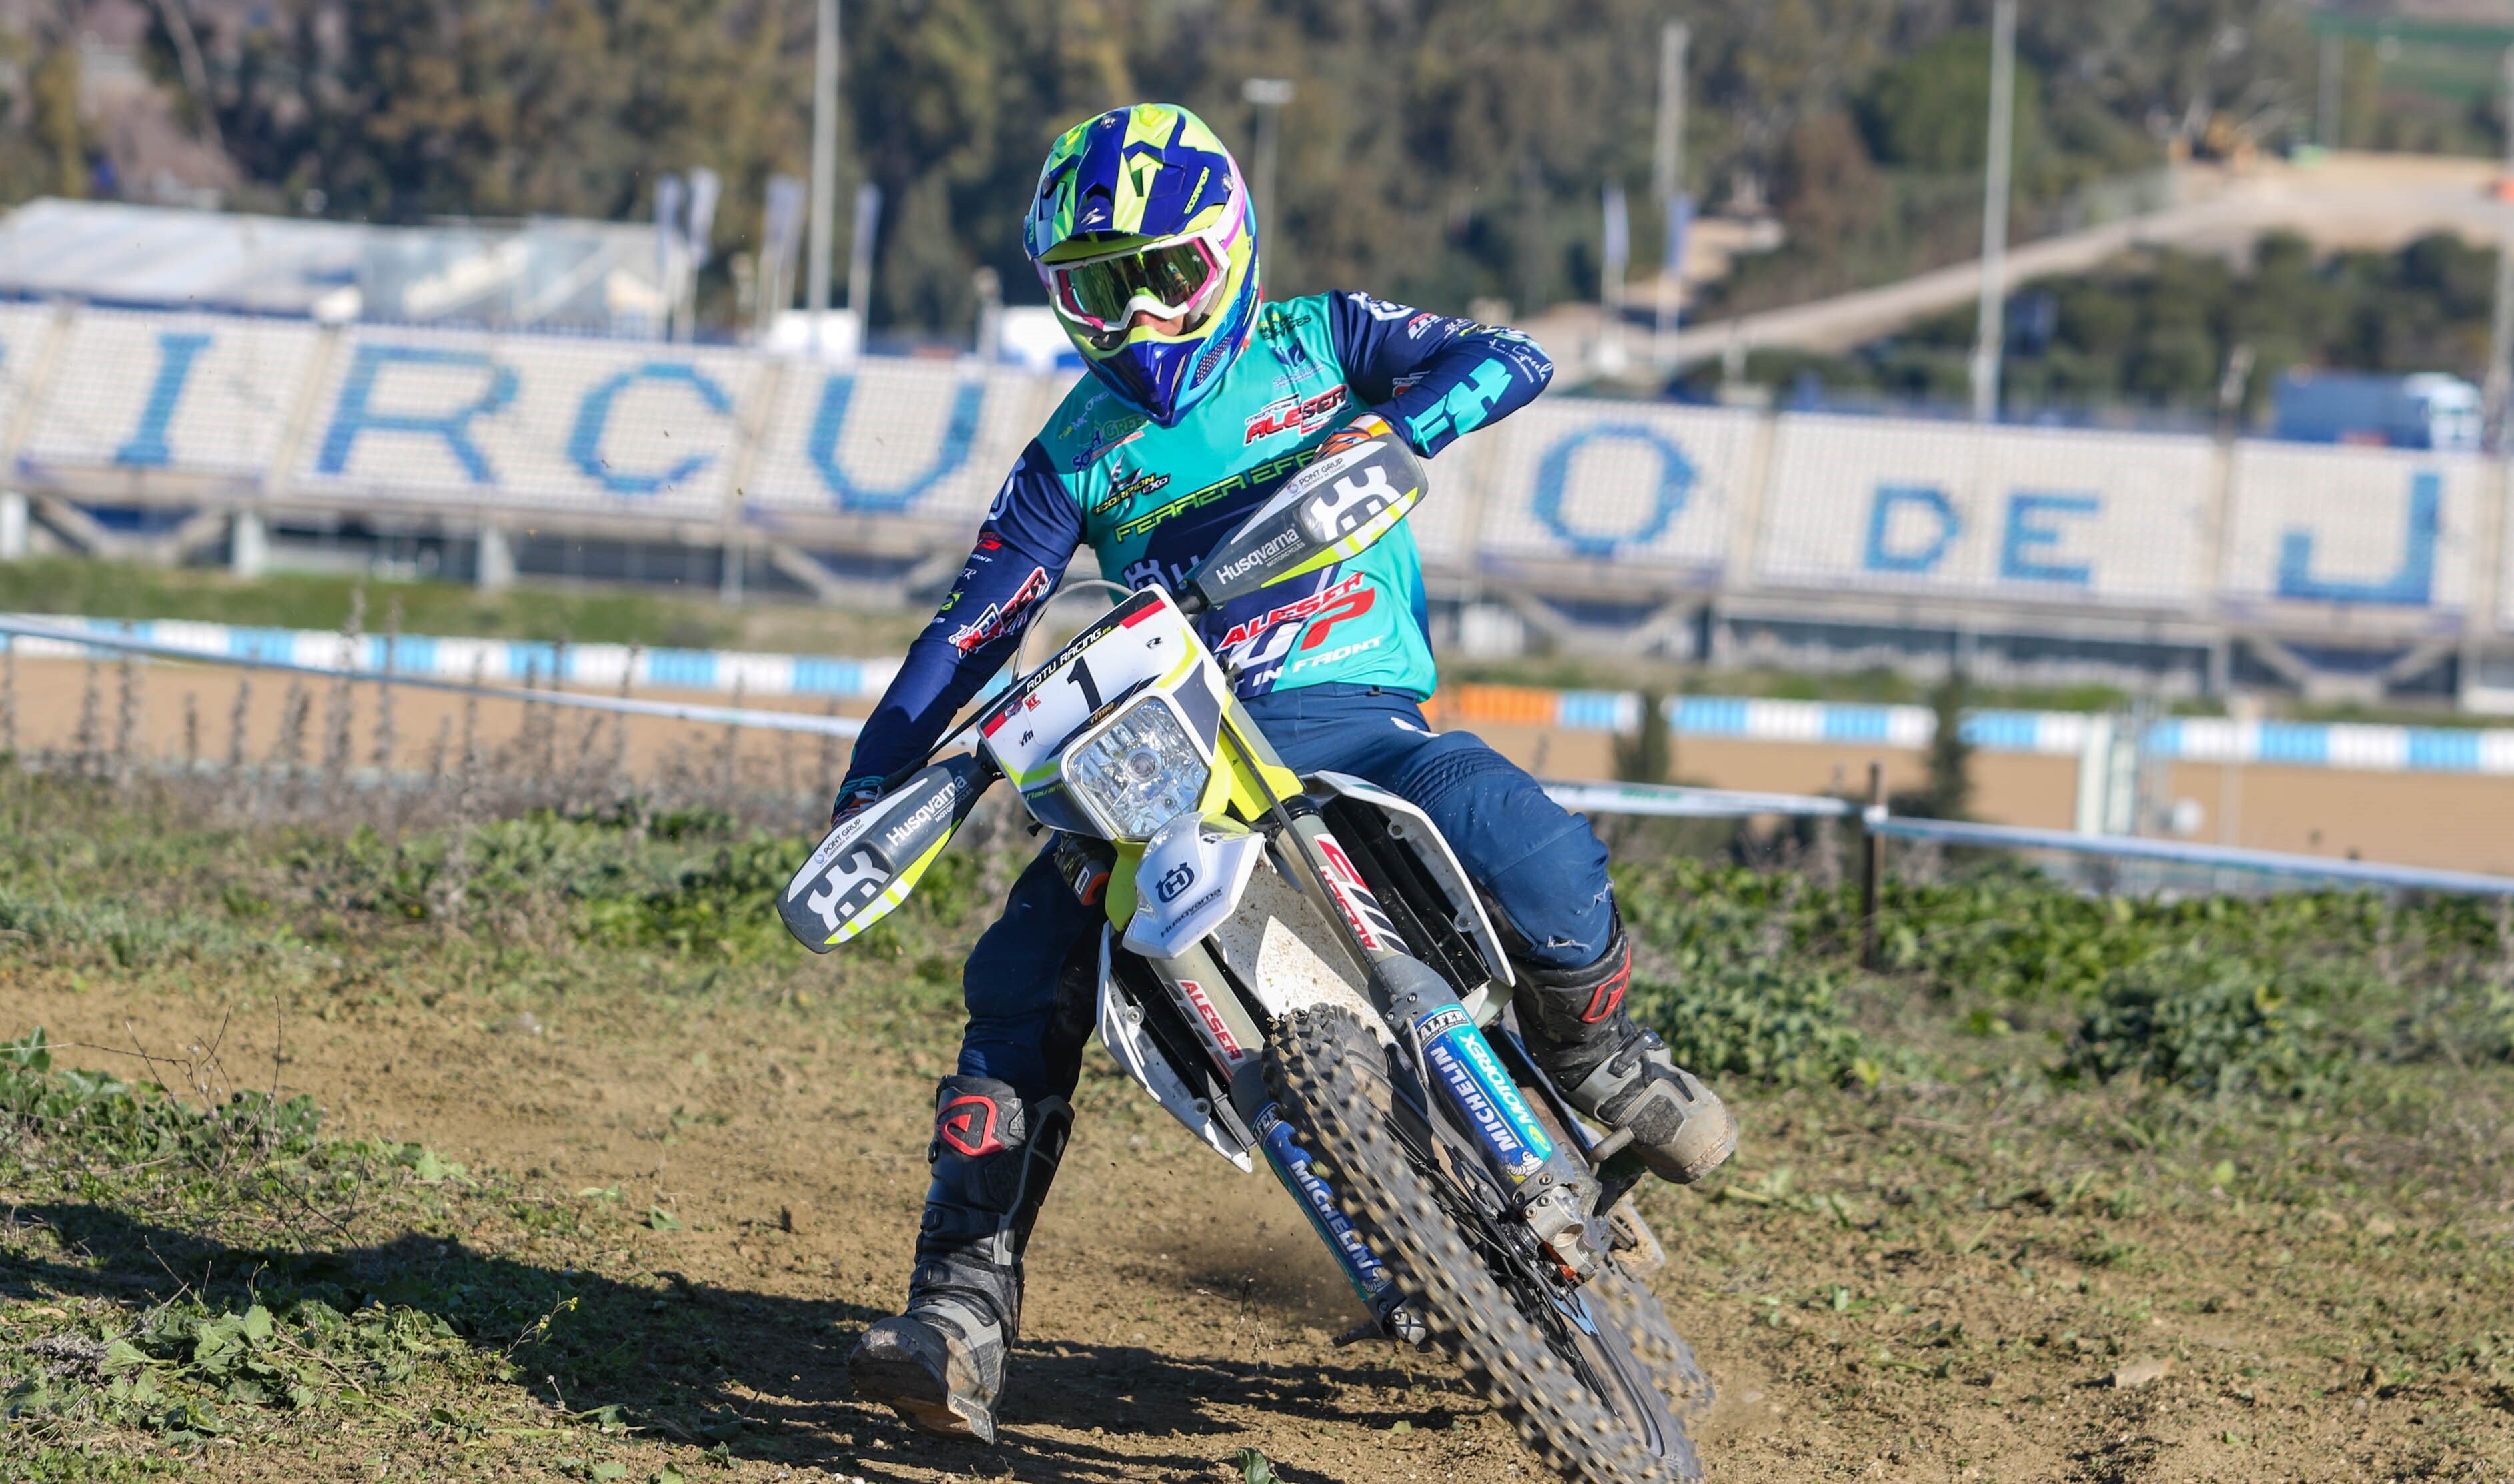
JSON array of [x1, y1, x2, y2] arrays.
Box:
[[979, 587, 1202, 785]]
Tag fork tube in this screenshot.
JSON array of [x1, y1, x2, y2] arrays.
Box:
[[1255, 1104, 1398, 1314], [1221, 710, 1592, 1231]]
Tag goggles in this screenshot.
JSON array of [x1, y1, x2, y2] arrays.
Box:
[[1046, 231, 1227, 337]]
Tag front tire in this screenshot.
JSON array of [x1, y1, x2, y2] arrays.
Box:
[[1265, 1006, 1700, 1484]]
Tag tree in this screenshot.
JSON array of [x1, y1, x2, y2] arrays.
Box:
[[1614, 692, 1674, 786], [1774, 111, 1883, 247], [1860, 29, 2044, 176], [1892, 668, 1974, 821]]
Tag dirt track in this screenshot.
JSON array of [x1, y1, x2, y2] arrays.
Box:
[[8, 958, 2502, 1484]]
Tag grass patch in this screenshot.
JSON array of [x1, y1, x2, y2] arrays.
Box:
[[1, 1028, 513, 1451], [5, 770, 2513, 1477], [2064, 948, 2345, 1098]]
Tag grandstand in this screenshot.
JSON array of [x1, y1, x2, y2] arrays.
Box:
[[0, 291, 2502, 711]]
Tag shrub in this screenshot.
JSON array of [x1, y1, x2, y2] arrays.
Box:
[[2065, 949, 2343, 1098], [1628, 957, 1877, 1087]]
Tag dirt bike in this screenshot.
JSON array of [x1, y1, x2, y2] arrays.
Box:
[[776, 422, 1712, 1483]]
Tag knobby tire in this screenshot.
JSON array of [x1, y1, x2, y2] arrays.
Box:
[[1264, 1006, 1702, 1484]]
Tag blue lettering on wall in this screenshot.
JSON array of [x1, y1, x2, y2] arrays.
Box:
[[1998, 492, 2098, 585], [566, 362, 736, 495], [113, 331, 213, 468], [2275, 470, 2440, 606], [316, 343, 518, 485], [806, 374, 983, 513], [1863, 484, 1958, 573], [1529, 423, 1692, 559]]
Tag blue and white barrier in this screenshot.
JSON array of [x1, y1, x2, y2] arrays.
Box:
[[9, 611, 2507, 891], [0, 613, 898, 700], [1539, 778, 2514, 899], [0, 616, 864, 738], [10, 614, 2514, 779]]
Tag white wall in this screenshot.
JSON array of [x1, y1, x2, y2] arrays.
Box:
[[1, 304, 2506, 642]]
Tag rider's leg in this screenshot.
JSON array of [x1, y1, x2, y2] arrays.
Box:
[[848, 846, 1101, 1441], [1248, 685, 1736, 1185]]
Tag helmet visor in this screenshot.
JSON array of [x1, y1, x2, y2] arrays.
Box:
[[1050, 237, 1222, 333]]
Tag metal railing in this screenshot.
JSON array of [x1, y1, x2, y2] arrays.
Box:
[[1541, 768, 2514, 972], [0, 616, 862, 738], [15, 612, 2509, 906]]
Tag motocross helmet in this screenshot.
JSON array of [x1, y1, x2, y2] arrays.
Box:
[[1026, 103, 1260, 428]]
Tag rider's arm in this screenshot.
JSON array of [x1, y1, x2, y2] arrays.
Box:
[[1325, 292, 1555, 458], [833, 442, 1081, 812]]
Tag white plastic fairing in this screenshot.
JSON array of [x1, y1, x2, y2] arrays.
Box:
[[1309, 770, 1515, 988], [1122, 812, 1266, 959], [1095, 928, 1255, 1171]]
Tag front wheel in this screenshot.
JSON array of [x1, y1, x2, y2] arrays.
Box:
[[1265, 1006, 1701, 1484]]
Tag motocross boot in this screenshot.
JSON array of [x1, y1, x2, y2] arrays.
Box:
[[846, 1074, 1071, 1443], [1515, 917, 1736, 1185]]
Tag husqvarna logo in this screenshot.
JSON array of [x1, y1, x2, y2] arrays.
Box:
[[1156, 862, 1197, 902]]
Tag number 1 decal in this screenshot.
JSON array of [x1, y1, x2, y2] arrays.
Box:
[[1067, 655, 1104, 712]]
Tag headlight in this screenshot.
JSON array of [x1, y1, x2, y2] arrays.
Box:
[[1063, 696, 1211, 841]]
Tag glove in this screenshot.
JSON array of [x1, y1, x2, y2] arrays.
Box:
[[830, 776, 883, 826], [1315, 411, 1396, 462]]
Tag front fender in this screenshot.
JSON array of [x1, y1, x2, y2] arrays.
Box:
[[1121, 812, 1266, 959]]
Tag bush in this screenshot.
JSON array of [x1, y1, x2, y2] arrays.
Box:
[[1628, 958, 1877, 1087], [2065, 950, 2343, 1098]]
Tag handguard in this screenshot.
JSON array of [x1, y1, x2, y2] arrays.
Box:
[[780, 752, 994, 951], [1177, 415, 1425, 614]]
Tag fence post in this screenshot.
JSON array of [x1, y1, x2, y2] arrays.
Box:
[[1860, 759, 1886, 970]]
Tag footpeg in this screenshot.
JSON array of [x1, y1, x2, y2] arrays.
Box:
[[1332, 1301, 1430, 1349]]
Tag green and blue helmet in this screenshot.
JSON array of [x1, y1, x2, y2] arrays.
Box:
[[1026, 103, 1260, 427]]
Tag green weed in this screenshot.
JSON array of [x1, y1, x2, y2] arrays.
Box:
[[1630, 958, 1877, 1086], [2064, 949, 2344, 1098]]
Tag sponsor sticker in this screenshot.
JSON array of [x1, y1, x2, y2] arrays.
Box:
[[1424, 1032, 1543, 1181], [1316, 835, 1399, 950], [1177, 978, 1247, 1062], [1210, 528, 1305, 583], [1412, 1005, 1555, 1181], [1112, 448, 1316, 542], [1259, 1114, 1392, 1295], [1091, 468, 1171, 516], [1457, 1024, 1555, 1162], [1217, 572, 1369, 650], [1283, 632, 1384, 676], [947, 566, 1051, 654], [1242, 384, 1349, 444]]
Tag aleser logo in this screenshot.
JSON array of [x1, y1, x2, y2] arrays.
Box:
[[1177, 978, 1246, 1060]]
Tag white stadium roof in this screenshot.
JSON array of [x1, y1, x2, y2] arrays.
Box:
[[0, 199, 666, 335]]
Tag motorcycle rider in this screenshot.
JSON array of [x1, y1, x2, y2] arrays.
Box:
[[833, 103, 1736, 1441]]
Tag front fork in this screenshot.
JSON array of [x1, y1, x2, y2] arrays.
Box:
[[1253, 1104, 1428, 1345], [1211, 710, 1603, 1325]]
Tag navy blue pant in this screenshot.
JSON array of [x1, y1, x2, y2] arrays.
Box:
[[957, 684, 1615, 1102]]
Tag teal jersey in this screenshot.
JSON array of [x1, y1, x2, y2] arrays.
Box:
[[844, 291, 1553, 784], [1039, 295, 1433, 697]]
